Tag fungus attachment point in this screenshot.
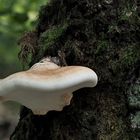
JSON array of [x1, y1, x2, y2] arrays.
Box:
[[0, 58, 98, 115]]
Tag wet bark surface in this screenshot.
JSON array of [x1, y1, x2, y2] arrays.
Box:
[[11, 0, 140, 139]]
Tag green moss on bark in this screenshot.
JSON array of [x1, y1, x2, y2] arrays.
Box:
[[37, 23, 68, 59]]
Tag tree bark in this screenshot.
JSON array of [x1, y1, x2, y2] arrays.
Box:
[[11, 0, 140, 139]]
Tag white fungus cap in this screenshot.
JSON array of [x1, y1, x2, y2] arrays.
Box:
[[0, 58, 98, 115]]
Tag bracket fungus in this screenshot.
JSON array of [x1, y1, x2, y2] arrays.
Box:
[[0, 57, 98, 115]]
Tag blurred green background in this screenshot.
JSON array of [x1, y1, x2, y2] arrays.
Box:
[[0, 0, 48, 78]]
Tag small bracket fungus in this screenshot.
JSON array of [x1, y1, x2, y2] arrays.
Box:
[[0, 57, 98, 115]]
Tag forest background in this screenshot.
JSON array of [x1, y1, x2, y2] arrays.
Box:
[[0, 0, 48, 77]]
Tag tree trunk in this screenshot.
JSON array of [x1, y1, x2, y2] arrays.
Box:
[[10, 0, 140, 139]]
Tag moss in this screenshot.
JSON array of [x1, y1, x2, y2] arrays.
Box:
[[38, 22, 68, 57], [95, 40, 109, 55], [111, 44, 140, 73], [119, 2, 139, 24], [18, 31, 38, 67], [121, 46, 139, 68]]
